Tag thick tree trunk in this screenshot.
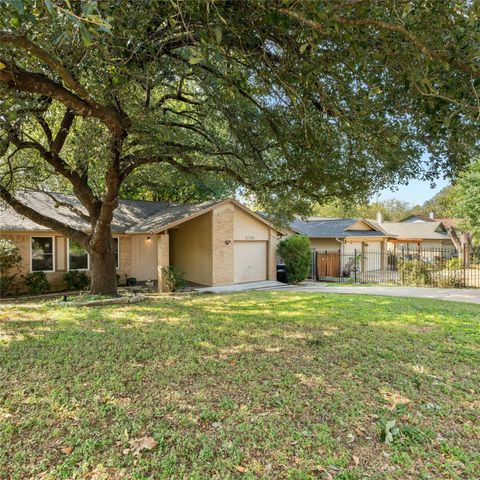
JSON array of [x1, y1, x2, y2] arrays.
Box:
[[88, 227, 117, 295]]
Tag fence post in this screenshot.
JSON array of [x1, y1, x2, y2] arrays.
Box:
[[401, 246, 405, 285], [354, 249, 357, 284], [463, 243, 467, 288]]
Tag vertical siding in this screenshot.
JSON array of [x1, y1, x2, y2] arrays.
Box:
[[169, 212, 212, 286], [127, 235, 158, 281], [233, 208, 269, 240]]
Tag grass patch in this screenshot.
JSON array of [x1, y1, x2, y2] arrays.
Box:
[[0, 292, 479, 479]]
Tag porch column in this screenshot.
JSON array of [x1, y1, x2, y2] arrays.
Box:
[[267, 228, 278, 281], [157, 233, 169, 292]]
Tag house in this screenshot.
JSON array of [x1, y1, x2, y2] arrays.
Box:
[[0, 191, 283, 292], [290, 212, 456, 276], [400, 212, 463, 230]]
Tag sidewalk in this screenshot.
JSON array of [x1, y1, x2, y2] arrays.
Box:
[[266, 282, 480, 305]]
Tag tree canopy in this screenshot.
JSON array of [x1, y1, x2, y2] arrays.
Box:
[[454, 159, 480, 242], [1, 0, 479, 293]]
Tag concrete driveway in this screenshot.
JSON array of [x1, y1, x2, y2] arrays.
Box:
[[266, 282, 480, 305]]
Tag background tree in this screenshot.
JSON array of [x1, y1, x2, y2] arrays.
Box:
[[1, 0, 479, 294], [453, 159, 480, 247], [422, 186, 456, 218], [312, 198, 419, 221]]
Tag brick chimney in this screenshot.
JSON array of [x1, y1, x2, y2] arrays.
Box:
[[376, 211, 384, 224]]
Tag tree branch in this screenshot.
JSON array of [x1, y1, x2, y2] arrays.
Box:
[[51, 109, 75, 154], [0, 185, 89, 245], [277, 8, 479, 78], [0, 58, 130, 135], [0, 32, 94, 101]]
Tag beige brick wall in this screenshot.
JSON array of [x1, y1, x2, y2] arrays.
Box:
[[157, 233, 170, 292], [268, 228, 279, 281], [1, 232, 66, 293], [212, 205, 234, 286]]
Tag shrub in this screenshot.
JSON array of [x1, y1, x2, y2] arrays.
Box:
[[398, 259, 431, 286], [63, 270, 90, 290], [160, 266, 186, 292], [446, 257, 463, 270], [0, 239, 22, 296], [436, 272, 464, 288], [24, 271, 51, 295], [277, 235, 311, 284]]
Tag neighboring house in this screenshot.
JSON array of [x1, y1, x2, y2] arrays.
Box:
[[0, 191, 283, 292], [400, 213, 463, 230], [290, 212, 455, 275]]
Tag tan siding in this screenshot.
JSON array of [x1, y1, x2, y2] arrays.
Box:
[[346, 220, 375, 231], [212, 204, 234, 286], [56, 236, 66, 271], [118, 235, 131, 282], [170, 212, 212, 286], [128, 235, 158, 281], [309, 238, 342, 252], [233, 207, 269, 241]]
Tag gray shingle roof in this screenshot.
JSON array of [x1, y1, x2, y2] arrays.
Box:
[[127, 199, 225, 234], [291, 218, 386, 238], [376, 221, 450, 240], [0, 191, 180, 233], [290, 216, 451, 241], [0, 191, 267, 235]]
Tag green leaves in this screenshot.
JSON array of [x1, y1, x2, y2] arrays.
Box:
[[43, 0, 54, 16], [384, 420, 400, 444], [212, 26, 222, 44], [79, 23, 93, 47]]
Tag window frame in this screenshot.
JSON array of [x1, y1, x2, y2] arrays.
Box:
[[67, 238, 90, 272], [30, 235, 55, 273], [114, 237, 120, 269]]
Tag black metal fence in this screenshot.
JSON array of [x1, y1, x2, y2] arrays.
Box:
[[312, 247, 480, 288]]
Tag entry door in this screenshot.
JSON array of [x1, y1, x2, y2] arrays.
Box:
[[234, 241, 267, 283]]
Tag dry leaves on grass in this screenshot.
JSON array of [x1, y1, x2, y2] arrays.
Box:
[[60, 447, 73, 455], [122, 436, 157, 455]]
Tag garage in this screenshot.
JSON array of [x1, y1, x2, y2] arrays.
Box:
[[234, 241, 267, 283]]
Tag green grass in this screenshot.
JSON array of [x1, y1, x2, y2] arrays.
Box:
[[0, 292, 479, 479]]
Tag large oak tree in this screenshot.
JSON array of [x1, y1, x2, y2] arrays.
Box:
[[1, 0, 479, 294]]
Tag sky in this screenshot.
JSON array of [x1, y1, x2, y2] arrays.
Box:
[[376, 177, 450, 205]]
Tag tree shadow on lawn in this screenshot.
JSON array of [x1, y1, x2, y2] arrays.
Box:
[[0, 292, 479, 479]]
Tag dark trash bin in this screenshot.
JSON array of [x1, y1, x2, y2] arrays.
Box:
[[126, 277, 137, 287], [276, 264, 287, 283]]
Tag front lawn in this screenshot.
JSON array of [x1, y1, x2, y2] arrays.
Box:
[[0, 293, 478, 479]]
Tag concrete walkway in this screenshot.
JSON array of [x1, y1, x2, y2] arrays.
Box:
[[266, 282, 480, 305]]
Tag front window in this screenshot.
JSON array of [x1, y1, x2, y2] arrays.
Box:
[[68, 240, 89, 270], [114, 238, 119, 269], [31, 237, 54, 272]]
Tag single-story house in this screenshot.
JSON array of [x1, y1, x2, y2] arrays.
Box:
[[290, 212, 456, 276], [0, 191, 283, 292], [400, 212, 463, 230]]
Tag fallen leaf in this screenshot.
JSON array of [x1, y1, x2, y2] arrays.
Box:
[[60, 447, 73, 455], [352, 455, 360, 466], [235, 465, 247, 473], [122, 436, 157, 455]]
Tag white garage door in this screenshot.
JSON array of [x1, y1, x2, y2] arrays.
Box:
[[234, 241, 267, 283]]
